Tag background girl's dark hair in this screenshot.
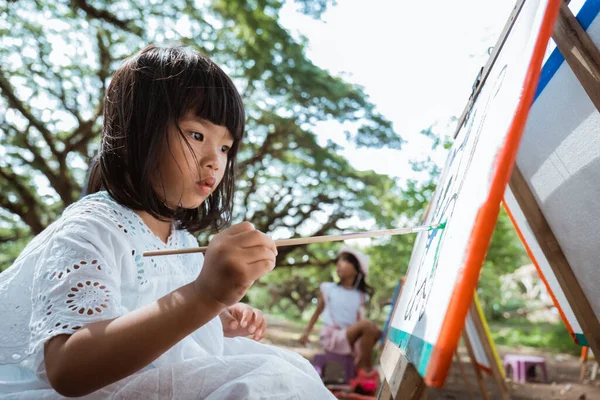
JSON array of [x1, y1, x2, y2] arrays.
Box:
[[86, 45, 245, 233], [336, 252, 374, 299]]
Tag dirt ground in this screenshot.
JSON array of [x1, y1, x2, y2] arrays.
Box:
[[262, 316, 600, 399]]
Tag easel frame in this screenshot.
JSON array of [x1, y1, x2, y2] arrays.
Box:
[[378, 0, 563, 397], [455, 0, 600, 359], [378, 294, 510, 400], [505, 0, 600, 359], [453, 0, 527, 139], [463, 295, 510, 400], [378, 340, 428, 400], [461, 331, 490, 400], [580, 347, 599, 381], [378, 272, 427, 399]]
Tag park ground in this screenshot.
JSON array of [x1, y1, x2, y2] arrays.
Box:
[[262, 316, 600, 399]]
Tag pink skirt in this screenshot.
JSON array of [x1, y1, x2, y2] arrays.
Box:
[[319, 325, 360, 356]]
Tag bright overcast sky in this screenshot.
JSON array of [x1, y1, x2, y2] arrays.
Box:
[[279, 0, 517, 182]]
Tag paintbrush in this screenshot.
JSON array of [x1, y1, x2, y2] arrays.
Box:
[[142, 222, 445, 257]]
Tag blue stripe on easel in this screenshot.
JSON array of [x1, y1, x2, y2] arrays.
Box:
[[379, 282, 402, 345], [533, 0, 600, 101], [388, 327, 434, 377]]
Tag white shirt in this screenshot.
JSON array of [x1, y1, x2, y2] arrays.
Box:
[[0, 192, 333, 399], [320, 282, 364, 329]]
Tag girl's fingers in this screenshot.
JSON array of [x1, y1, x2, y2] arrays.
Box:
[[249, 309, 263, 334], [224, 221, 255, 236], [254, 315, 267, 341], [240, 307, 253, 328], [234, 230, 277, 255], [237, 246, 276, 264], [223, 311, 239, 330], [247, 259, 276, 278]]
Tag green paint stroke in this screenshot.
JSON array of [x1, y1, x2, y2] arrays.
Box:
[[575, 333, 589, 347]]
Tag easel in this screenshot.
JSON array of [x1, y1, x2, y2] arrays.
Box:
[[506, 0, 600, 359], [377, 0, 562, 398], [462, 295, 510, 400], [378, 294, 509, 400], [580, 347, 599, 381], [378, 272, 427, 399], [457, 0, 600, 358], [453, 348, 477, 399], [378, 340, 427, 400], [461, 332, 490, 400]]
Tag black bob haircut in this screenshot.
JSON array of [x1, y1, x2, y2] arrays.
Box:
[[86, 45, 245, 234]]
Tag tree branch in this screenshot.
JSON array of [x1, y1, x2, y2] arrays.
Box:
[[0, 72, 61, 160], [64, 31, 109, 156], [4, 123, 75, 206], [71, 0, 143, 35], [238, 129, 279, 172], [0, 168, 45, 234]]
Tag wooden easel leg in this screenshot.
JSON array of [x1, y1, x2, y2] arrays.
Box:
[[509, 166, 600, 359], [379, 340, 429, 400], [580, 361, 587, 381], [580, 347, 589, 381], [468, 299, 510, 400], [377, 379, 393, 400], [454, 349, 476, 400], [462, 332, 490, 400]]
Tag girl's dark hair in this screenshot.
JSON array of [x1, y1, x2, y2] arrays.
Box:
[[337, 252, 374, 299], [86, 45, 245, 233]]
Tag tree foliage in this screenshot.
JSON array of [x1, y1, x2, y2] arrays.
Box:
[[0, 0, 401, 271], [0, 1, 528, 326]]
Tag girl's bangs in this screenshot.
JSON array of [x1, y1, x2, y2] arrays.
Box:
[[186, 69, 245, 142]]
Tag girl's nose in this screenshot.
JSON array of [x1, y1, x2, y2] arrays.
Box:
[[200, 146, 221, 170]]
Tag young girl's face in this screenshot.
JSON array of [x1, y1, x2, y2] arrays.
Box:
[[336, 257, 358, 282], [157, 111, 234, 209]]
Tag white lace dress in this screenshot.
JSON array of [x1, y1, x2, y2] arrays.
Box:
[[0, 192, 332, 399]]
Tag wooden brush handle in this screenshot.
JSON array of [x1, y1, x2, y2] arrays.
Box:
[[142, 224, 440, 257]]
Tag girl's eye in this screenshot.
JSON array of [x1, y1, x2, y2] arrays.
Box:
[[190, 131, 204, 141], [221, 145, 231, 153]]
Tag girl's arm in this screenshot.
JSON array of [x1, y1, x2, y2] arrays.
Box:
[[299, 293, 325, 344], [45, 221, 276, 397], [45, 282, 223, 397]]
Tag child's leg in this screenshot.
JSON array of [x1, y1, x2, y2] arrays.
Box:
[[223, 336, 321, 380], [106, 352, 335, 399], [345, 320, 382, 371]]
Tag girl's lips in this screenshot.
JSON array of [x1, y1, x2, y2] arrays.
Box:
[[199, 176, 216, 187], [197, 182, 212, 195], [197, 177, 215, 195]]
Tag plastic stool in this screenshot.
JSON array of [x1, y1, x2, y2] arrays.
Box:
[[312, 352, 356, 384], [503, 354, 548, 383]]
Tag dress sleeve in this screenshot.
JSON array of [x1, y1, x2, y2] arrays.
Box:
[[29, 222, 123, 354]]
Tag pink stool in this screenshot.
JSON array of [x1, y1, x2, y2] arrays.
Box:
[[503, 354, 548, 383], [311, 352, 355, 384]]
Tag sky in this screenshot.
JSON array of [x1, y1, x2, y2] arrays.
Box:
[[278, 0, 517, 182]]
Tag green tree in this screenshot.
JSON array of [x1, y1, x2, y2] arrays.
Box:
[[0, 0, 403, 275]]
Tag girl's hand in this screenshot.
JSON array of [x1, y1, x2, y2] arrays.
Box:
[[220, 303, 267, 341], [195, 222, 277, 307], [299, 333, 309, 346]]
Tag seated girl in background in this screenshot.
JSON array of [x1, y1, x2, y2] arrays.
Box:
[[0, 45, 334, 399], [300, 246, 382, 393]]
